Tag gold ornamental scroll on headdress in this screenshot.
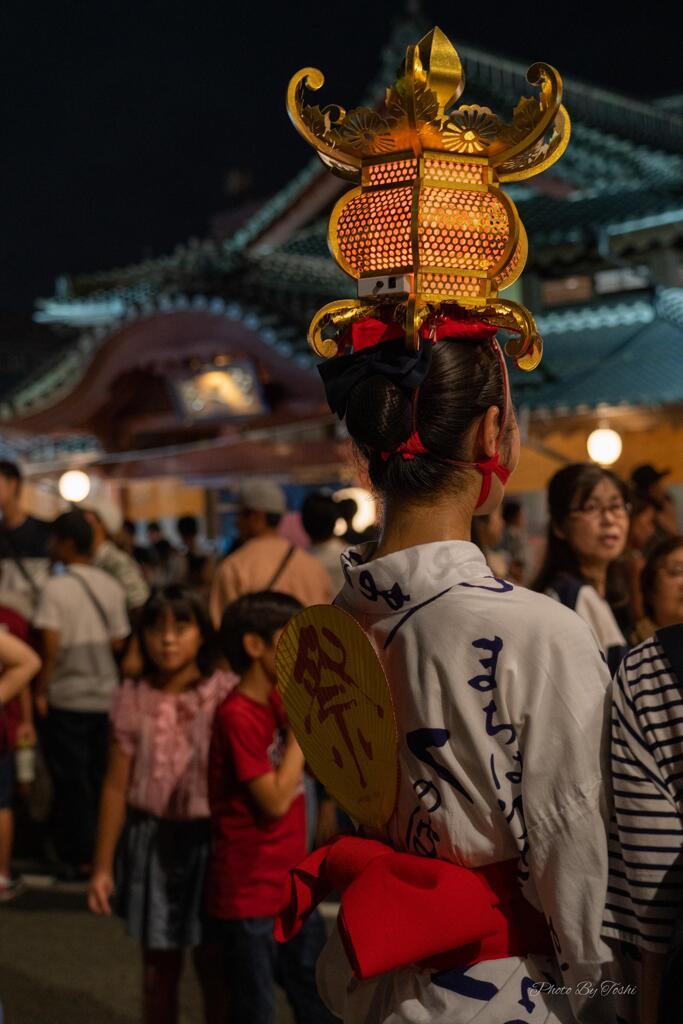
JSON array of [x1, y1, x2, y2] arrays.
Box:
[[287, 27, 570, 368]]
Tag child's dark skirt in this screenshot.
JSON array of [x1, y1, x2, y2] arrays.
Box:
[[115, 808, 211, 950]]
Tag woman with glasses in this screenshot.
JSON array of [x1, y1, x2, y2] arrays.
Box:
[[533, 464, 631, 673]]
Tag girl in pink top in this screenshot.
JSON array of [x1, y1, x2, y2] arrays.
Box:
[[88, 586, 236, 1024]]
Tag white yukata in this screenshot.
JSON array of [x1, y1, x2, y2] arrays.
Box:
[[317, 540, 618, 1024]]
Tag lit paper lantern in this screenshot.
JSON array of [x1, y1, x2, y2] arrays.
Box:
[[58, 470, 91, 502], [587, 428, 622, 466]]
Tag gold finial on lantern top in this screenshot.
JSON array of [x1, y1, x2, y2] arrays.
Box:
[[287, 27, 571, 366]]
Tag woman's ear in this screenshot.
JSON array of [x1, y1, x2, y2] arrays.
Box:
[[480, 406, 501, 458]]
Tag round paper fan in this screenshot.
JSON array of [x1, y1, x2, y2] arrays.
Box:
[[276, 604, 398, 828]]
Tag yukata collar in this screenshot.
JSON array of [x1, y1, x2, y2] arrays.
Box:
[[338, 540, 489, 617]]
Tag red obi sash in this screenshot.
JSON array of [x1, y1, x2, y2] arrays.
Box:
[[274, 834, 553, 980]]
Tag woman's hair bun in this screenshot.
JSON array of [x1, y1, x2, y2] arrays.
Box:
[[345, 374, 412, 451]]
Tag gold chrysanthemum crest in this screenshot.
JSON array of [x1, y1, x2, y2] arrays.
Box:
[[287, 27, 571, 367]]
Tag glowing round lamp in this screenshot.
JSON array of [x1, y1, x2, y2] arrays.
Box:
[[587, 428, 622, 466], [333, 517, 347, 538], [58, 470, 91, 503], [334, 487, 377, 534]]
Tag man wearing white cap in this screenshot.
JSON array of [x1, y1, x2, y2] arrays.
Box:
[[209, 479, 332, 628], [82, 496, 149, 613]]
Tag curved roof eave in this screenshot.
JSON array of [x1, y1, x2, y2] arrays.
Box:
[[2, 298, 319, 430]]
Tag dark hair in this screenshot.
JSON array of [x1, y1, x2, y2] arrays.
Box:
[[51, 509, 93, 555], [344, 339, 506, 502], [301, 492, 338, 543], [177, 515, 198, 540], [219, 591, 302, 674], [155, 538, 173, 560], [0, 461, 21, 485], [134, 546, 157, 567], [122, 519, 136, 536], [138, 585, 218, 681], [148, 521, 161, 532], [502, 500, 522, 525], [629, 490, 655, 520], [241, 507, 282, 530], [532, 463, 630, 612], [641, 535, 683, 621]]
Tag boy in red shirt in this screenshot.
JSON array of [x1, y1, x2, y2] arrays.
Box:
[[207, 591, 336, 1024]]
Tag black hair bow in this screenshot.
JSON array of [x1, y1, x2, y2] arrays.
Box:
[[318, 338, 432, 419]]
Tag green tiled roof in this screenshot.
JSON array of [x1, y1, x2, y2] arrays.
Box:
[[522, 188, 683, 247], [511, 288, 683, 412]]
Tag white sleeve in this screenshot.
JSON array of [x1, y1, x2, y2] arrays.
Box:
[[33, 581, 63, 632], [109, 590, 130, 641], [522, 625, 615, 1022], [574, 585, 626, 655]]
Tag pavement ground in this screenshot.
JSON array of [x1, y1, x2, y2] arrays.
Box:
[[0, 876, 337, 1023]]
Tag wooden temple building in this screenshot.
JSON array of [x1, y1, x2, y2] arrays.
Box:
[[4, 14, 683, 517]]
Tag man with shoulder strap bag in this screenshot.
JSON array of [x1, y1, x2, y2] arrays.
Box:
[[33, 510, 129, 878], [209, 479, 332, 629]]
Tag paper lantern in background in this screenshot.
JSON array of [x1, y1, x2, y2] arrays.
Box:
[[58, 470, 91, 503], [587, 428, 622, 466]]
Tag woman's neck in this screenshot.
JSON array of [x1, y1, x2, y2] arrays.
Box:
[[579, 559, 609, 598], [374, 492, 475, 559], [156, 662, 203, 695]]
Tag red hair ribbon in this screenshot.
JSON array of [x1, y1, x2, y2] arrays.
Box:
[[350, 315, 496, 353], [471, 454, 511, 506], [381, 439, 510, 505], [380, 431, 427, 462], [351, 319, 405, 353], [428, 317, 498, 343]]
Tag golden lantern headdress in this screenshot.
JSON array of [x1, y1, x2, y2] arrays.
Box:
[[287, 26, 570, 368]]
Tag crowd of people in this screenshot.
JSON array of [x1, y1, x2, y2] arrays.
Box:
[[0, 463, 348, 1023], [0, 444, 681, 1023]]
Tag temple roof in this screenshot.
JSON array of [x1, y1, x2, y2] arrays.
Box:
[[9, 283, 683, 424], [511, 288, 683, 412], [3, 14, 682, 444]]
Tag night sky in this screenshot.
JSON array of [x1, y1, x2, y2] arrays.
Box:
[[3, 0, 681, 313]]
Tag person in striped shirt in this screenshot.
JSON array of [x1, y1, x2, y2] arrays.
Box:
[[603, 626, 683, 1023]]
